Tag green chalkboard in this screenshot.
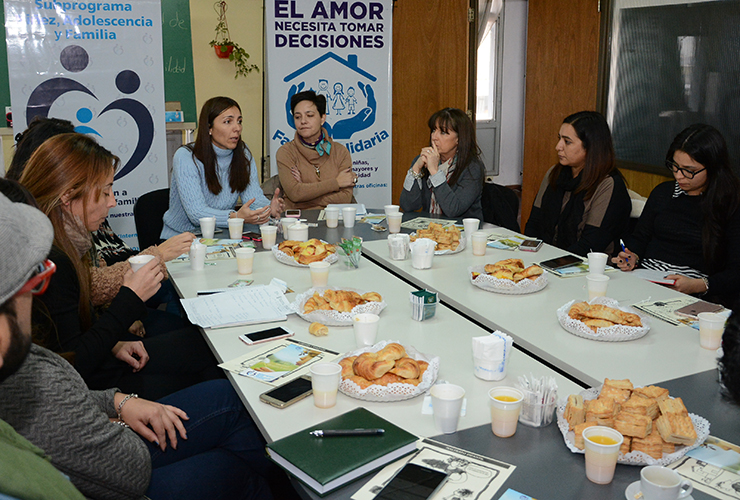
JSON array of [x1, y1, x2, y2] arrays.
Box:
[[0, 0, 196, 125]]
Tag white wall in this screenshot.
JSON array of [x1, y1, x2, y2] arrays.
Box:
[[490, 0, 527, 186]]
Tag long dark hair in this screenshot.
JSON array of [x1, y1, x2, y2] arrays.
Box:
[[6, 117, 75, 181], [426, 108, 483, 187], [548, 111, 620, 200], [190, 96, 251, 195], [667, 124, 740, 272]]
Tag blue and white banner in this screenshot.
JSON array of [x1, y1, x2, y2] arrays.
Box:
[[4, 0, 167, 249], [266, 0, 392, 207]]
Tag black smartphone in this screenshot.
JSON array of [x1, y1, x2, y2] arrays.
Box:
[[259, 376, 313, 408], [520, 239, 543, 252], [539, 254, 583, 270], [375, 463, 448, 500], [239, 326, 294, 345]]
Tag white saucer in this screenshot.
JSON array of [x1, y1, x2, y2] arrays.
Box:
[[625, 480, 695, 500]]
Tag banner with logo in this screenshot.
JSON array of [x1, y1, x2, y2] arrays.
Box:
[[266, 0, 392, 207], [4, 0, 167, 249]]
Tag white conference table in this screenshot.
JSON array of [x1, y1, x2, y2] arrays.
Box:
[[167, 251, 582, 443], [361, 229, 720, 388]]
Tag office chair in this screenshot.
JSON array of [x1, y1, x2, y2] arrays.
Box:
[[134, 188, 170, 249]]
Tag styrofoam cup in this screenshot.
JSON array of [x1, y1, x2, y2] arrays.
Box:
[[260, 225, 277, 249], [463, 218, 480, 246], [235, 247, 255, 275], [586, 274, 609, 300], [387, 213, 403, 234], [430, 384, 465, 434], [342, 207, 356, 228], [309, 363, 341, 408], [325, 207, 340, 228], [309, 261, 330, 287], [228, 218, 244, 239], [128, 254, 155, 272], [199, 217, 216, 239], [587, 252, 608, 276], [698, 312, 725, 350], [352, 313, 379, 347]]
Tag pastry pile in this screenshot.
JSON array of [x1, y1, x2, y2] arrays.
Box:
[[563, 378, 697, 459], [303, 289, 382, 313], [278, 239, 335, 265], [568, 302, 642, 332], [340, 343, 429, 389], [471, 258, 543, 282], [410, 222, 460, 251]]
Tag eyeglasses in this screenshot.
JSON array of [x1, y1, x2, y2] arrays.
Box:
[[665, 160, 706, 179], [16, 259, 56, 296]]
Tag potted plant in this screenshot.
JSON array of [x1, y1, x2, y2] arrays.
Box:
[[208, 1, 259, 79]]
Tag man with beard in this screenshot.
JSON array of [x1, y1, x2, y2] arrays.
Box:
[[0, 192, 85, 499]]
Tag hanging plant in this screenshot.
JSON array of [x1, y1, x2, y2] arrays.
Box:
[[208, 1, 259, 79]]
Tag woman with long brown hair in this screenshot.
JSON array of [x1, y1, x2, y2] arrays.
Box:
[[162, 96, 284, 238], [20, 133, 221, 400]]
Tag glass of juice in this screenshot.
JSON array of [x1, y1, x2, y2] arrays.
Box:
[[582, 426, 624, 484], [488, 387, 524, 437]]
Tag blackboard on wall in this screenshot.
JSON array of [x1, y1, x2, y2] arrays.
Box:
[[0, 0, 196, 126]]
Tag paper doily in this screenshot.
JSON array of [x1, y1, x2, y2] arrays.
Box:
[[271, 241, 339, 267], [469, 265, 548, 295], [292, 287, 387, 326], [410, 233, 466, 255], [557, 297, 650, 342]]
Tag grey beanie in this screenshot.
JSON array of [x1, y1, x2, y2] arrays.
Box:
[[0, 192, 54, 305]]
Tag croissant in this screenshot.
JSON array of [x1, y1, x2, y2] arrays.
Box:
[[376, 343, 406, 362], [362, 292, 382, 302], [352, 353, 395, 380], [308, 322, 328, 337], [389, 357, 420, 379], [339, 356, 356, 378]]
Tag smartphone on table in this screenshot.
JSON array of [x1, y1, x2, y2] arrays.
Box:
[[375, 463, 449, 500], [259, 376, 313, 408], [242, 231, 262, 242], [239, 326, 294, 345], [285, 209, 301, 218], [520, 239, 543, 252], [539, 254, 582, 270]]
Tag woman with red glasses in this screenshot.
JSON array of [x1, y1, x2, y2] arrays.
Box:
[[613, 124, 740, 307], [19, 134, 222, 400]]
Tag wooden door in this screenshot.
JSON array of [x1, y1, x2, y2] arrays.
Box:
[[520, 0, 602, 230], [392, 0, 473, 205]]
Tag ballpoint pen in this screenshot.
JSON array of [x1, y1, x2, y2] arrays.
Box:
[[309, 428, 385, 437], [619, 239, 629, 264]]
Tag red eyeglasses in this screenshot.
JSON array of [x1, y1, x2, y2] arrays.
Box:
[[16, 259, 56, 296]]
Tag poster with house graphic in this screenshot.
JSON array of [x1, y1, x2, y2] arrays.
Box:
[[266, 0, 392, 207]]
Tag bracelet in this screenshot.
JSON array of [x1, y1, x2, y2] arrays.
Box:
[[701, 276, 710, 295], [117, 393, 138, 419], [408, 168, 423, 180], [113, 419, 130, 429]]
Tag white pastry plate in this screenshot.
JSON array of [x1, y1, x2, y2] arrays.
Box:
[[271, 240, 338, 267], [292, 286, 387, 326], [469, 265, 548, 295], [409, 233, 466, 255], [557, 297, 650, 342]]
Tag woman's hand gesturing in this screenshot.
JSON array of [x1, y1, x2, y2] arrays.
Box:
[[117, 394, 189, 451], [237, 198, 271, 225]]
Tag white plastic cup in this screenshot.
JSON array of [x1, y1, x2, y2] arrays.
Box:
[[471, 231, 488, 256], [430, 384, 465, 434], [325, 207, 340, 228], [308, 261, 330, 287], [387, 212, 403, 234], [352, 313, 379, 347], [234, 247, 255, 275], [582, 426, 624, 485], [342, 207, 356, 228], [698, 312, 725, 350], [199, 217, 216, 239], [259, 225, 277, 249], [586, 274, 610, 300], [640, 465, 693, 500], [189, 241, 206, 271], [280, 217, 295, 235], [463, 218, 480, 246], [128, 254, 155, 272], [228, 218, 244, 239], [488, 387, 524, 438], [384, 204, 400, 215], [309, 363, 342, 408], [587, 252, 608, 276]]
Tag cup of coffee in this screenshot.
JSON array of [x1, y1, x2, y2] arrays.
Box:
[[586, 274, 610, 300], [462, 218, 480, 246], [259, 225, 277, 249], [199, 217, 216, 239], [235, 247, 255, 275], [587, 252, 608, 276], [309, 363, 342, 408], [488, 387, 524, 438], [387, 213, 403, 234], [128, 254, 155, 273], [353, 313, 379, 347], [342, 207, 357, 228], [640, 466, 693, 500], [308, 261, 330, 287], [698, 312, 725, 350], [471, 231, 488, 256], [228, 217, 244, 239], [325, 207, 340, 228], [582, 426, 623, 484], [430, 384, 465, 434]]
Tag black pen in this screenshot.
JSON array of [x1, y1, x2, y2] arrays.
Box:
[[309, 428, 384, 438]]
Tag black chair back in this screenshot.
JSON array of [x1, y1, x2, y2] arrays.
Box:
[[481, 182, 520, 232], [133, 188, 169, 249]]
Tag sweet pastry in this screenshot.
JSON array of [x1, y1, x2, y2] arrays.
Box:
[[340, 346, 429, 389], [574, 421, 598, 450], [482, 259, 543, 283], [410, 222, 460, 251], [632, 385, 670, 402], [338, 356, 357, 379], [632, 429, 664, 459], [352, 353, 394, 380], [564, 395, 586, 430], [389, 357, 420, 379], [620, 436, 632, 455], [603, 379, 634, 391], [303, 289, 383, 314], [308, 322, 328, 337], [568, 303, 643, 332], [614, 412, 652, 439], [376, 343, 406, 362], [278, 239, 336, 264], [655, 413, 697, 445], [599, 384, 631, 404], [658, 397, 688, 416], [621, 395, 659, 419]]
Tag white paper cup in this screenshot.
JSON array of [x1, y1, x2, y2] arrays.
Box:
[[640, 465, 693, 500], [698, 312, 725, 350], [463, 218, 480, 246], [309, 363, 341, 408], [586, 274, 610, 300], [259, 225, 277, 249], [199, 217, 216, 239], [488, 387, 524, 438], [352, 313, 379, 347], [228, 218, 244, 239], [189, 242, 206, 271], [387, 212, 403, 234], [128, 254, 155, 273], [430, 384, 465, 434], [384, 204, 400, 215], [342, 207, 356, 228], [308, 261, 330, 288], [325, 207, 340, 228], [587, 252, 608, 276], [234, 247, 255, 275], [471, 231, 488, 256], [583, 426, 623, 485]]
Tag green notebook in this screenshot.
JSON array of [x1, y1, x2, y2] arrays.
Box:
[[266, 407, 418, 496]]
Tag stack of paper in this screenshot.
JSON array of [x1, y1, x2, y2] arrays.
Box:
[[180, 285, 293, 328]]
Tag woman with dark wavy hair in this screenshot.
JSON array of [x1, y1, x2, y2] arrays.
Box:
[[525, 111, 631, 256], [614, 124, 740, 306], [399, 108, 485, 220], [162, 96, 284, 238]]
